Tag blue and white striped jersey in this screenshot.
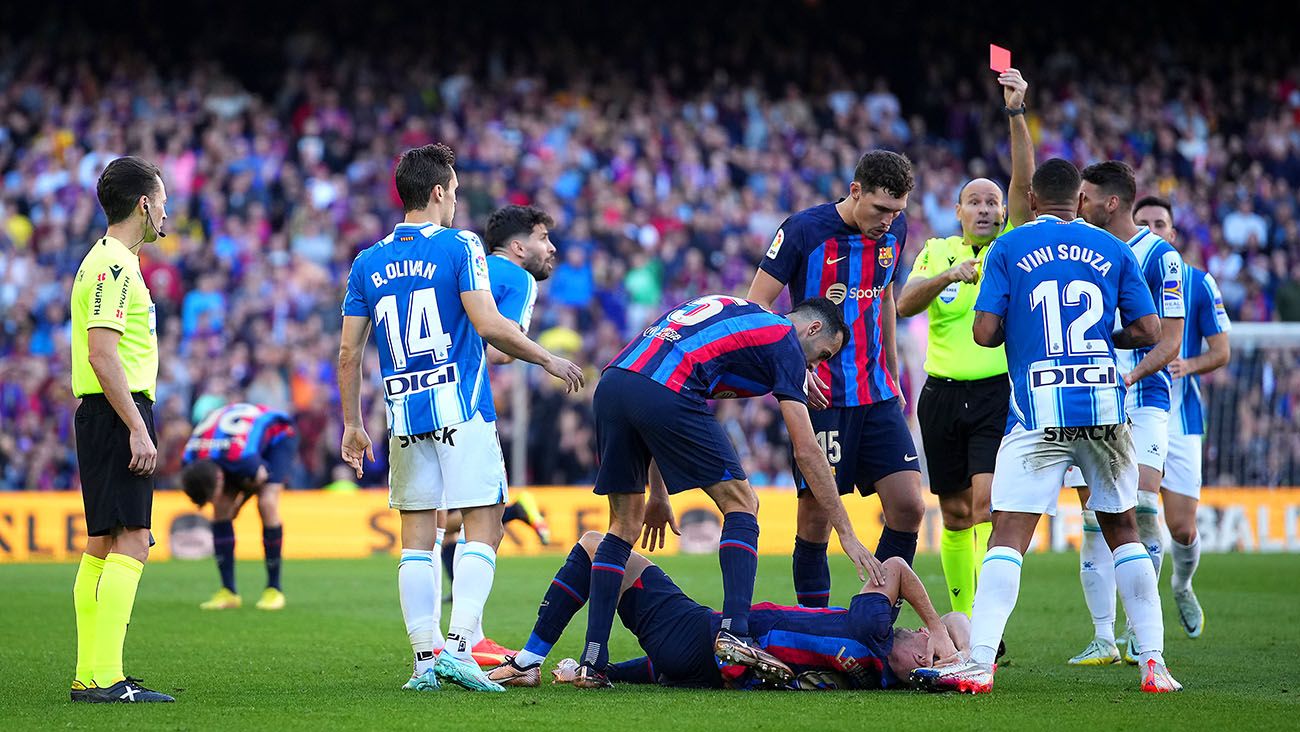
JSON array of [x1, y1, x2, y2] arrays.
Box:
[[342, 222, 493, 436], [975, 215, 1157, 432], [488, 255, 538, 333], [1170, 266, 1230, 436], [1115, 227, 1185, 410]]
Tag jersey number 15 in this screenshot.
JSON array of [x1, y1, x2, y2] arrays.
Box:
[[375, 288, 453, 369]]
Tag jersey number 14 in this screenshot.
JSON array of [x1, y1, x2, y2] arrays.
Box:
[[375, 288, 453, 369]]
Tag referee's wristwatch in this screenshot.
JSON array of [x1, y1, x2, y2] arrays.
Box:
[[1004, 105, 1027, 117]]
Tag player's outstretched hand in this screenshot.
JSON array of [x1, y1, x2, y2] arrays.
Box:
[[999, 67, 1027, 109], [545, 355, 586, 393], [340, 424, 374, 480], [805, 370, 830, 410], [926, 624, 960, 666], [640, 495, 680, 552], [840, 534, 885, 585], [128, 426, 157, 476]]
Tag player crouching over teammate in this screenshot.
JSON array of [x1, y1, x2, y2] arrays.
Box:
[[573, 295, 883, 689], [912, 159, 1181, 694], [489, 531, 960, 690], [181, 403, 297, 611]]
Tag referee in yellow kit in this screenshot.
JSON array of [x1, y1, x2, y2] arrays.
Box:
[[68, 156, 174, 703], [897, 69, 1032, 617]]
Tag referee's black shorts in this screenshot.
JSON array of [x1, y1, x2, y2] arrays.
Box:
[[75, 393, 157, 536], [916, 374, 1010, 496]]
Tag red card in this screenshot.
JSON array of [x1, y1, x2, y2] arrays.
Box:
[[989, 44, 1011, 73]]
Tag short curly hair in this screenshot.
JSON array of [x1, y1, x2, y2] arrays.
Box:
[[853, 150, 915, 199], [485, 205, 555, 253]]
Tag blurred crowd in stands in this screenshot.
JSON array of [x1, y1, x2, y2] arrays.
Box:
[[1, 3, 1298, 490]]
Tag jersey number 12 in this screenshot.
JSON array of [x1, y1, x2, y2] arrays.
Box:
[[375, 288, 453, 369], [1030, 279, 1105, 356]]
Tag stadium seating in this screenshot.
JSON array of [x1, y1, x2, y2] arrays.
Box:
[[1, 4, 1298, 491]]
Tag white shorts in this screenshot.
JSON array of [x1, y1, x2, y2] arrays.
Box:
[[1162, 433, 1203, 499], [388, 412, 508, 511], [1127, 405, 1169, 471], [993, 422, 1138, 516], [1063, 405, 1169, 488]]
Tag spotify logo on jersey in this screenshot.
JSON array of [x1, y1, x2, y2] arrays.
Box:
[[823, 283, 885, 304]]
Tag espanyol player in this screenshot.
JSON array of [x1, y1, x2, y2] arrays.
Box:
[[1067, 163, 1187, 666], [1136, 196, 1230, 638], [913, 159, 1181, 694], [337, 143, 583, 693]]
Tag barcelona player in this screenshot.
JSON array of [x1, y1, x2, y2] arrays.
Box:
[[180, 402, 298, 611], [747, 151, 925, 608], [489, 531, 959, 690], [569, 295, 882, 689]]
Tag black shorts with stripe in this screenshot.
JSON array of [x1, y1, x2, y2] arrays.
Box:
[[75, 393, 157, 536], [916, 374, 1009, 496]]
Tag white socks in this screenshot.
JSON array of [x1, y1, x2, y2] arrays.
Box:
[[1136, 491, 1164, 578], [399, 549, 441, 674], [447, 541, 497, 660], [1170, 534, 1200, 593], [1112, 542, 1164, 667], [1079, 510, 1117, 644], [969, 546, 1024, 666], [432, 529, 445, 642], [453, 537, 486, 646]]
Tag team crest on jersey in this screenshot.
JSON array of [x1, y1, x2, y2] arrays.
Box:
[[766, 228, 785, 260], [877, 245, 894, 268]]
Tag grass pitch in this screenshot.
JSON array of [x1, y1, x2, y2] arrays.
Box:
[[1, 551, 1297, 730]]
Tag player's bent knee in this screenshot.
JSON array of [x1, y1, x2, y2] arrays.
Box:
[[579, 531, 606, 553], [885, 496, 925, 531], [707, 479, 758, 515], [1167, 522, 1196, 545]]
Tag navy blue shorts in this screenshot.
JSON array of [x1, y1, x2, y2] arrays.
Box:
[[594, 368, 746, 495], [264, 435, 299, 485], [793, 399, 919, 497], [617, 565, 721, 688]]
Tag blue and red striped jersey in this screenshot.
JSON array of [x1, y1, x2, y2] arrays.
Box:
[[710, 595, 898, 689], [759, 203, 907, 406], [183, 403, 296, 479], [606, 295, 808, 404]]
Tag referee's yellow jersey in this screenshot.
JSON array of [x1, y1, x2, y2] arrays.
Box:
[[70, 236, 158, 400], [907, 231, 1008, 381]]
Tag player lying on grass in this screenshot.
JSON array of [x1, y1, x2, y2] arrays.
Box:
[[576, 294, 882, 689], [488, 531, 960, 690]]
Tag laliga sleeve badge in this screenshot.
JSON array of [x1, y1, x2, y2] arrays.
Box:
[[766, 228, 785, 259]]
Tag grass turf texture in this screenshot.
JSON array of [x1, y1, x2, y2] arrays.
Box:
[[1, 552, 1296, 730]]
